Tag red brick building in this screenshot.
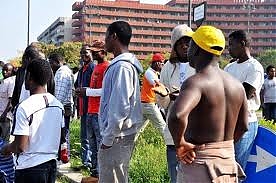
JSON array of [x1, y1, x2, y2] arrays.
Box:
[[71, 0, 276, 59]]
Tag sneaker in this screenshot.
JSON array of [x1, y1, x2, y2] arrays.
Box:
[[81, 176, 98, 183]]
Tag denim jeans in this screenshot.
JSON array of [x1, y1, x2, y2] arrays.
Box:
[[167, 145, 177, 183], [86, 114, 102, 175], [263, 103, 276, 122], [234, 121, 258, 170], [15, 159, 56, 183], [64, 116, 71, 157], [80, 114, 92, 166]]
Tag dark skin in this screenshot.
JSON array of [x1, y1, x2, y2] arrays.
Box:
[[75, 49, 106, 97], [0, 72, 46, 156], [152, 36, 192, 99], [228, 37, 256, 100], [168, 40, 248, 164], [174, 36, 191, 63], [80, 46, 93, 65], [0, 63, 14, 122]]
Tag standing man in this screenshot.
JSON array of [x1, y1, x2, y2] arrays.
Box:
[[49, 53, 74, 162], [168, 26, 247, 182], [0, 59, 64, 183], [140, 53, 166, 134], [75, 44, 95, 168], [76, 40, 109, 181], [98, 21, 143, 183], [11, 44, 55, 108], [0, 63, 15, 142], [261, 65, 276, 122], [225, 30, 264, 170], [153, 24, 195, 183]]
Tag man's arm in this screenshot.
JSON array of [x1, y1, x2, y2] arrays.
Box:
[[234, 91, 248, 142], [243, 82, 256, 99], [168, 78, 201, 147], [0, 135, 28, 155], [168, 78, 202, 164]]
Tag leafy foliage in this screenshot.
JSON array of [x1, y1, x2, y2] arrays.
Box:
[[259, 118, 276, 132], [257, 49, 276, 72]]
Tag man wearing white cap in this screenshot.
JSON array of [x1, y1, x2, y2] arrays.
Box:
[[153, 24, 195, 183]]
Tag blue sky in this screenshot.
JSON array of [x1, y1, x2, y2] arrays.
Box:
[[0, 0, 169, 61]]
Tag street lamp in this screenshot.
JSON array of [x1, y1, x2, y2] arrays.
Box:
[[243, 2, 256, 34]]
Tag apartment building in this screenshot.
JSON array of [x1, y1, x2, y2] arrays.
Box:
[[38, 17, 73, 46], [70, 0, 275, 59]]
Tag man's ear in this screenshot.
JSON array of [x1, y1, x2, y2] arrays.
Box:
[[241, 40, 246, 46]]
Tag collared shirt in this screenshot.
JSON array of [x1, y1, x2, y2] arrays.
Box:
[[54, 65, 73, 105]]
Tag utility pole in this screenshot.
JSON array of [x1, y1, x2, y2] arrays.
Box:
[[27, 0, 30, 46], [188, 0, 192, 27]]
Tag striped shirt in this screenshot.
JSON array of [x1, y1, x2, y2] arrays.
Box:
[[0, 139, 15, 183]]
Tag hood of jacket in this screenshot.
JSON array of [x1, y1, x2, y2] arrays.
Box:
[[110, 52, 143, 74]]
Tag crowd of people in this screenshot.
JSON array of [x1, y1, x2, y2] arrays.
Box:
[[0, 20, 275, 183]]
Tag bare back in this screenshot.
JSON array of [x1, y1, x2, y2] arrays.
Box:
[[181, 67, 247, 144]]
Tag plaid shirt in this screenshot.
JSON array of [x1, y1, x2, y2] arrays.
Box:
[[54, 65, 73, 105]]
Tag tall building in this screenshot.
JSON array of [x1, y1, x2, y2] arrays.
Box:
[[71, 0, 275, 59], [38, 17, 73, 46]]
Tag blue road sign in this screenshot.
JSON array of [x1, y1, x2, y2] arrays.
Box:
[[244, 126, 276, 183]]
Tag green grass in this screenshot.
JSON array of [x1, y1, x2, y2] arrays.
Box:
[[69, 119, 170, 182], [69, 118, 275, 182]]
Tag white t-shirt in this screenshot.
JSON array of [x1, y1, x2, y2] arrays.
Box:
[[179, 62, 195, 86], [12, 93, 64, 169], [262, 77, 276, 103], [0, 76, 15, 119], [144, 67, 159, 85], [224, 57, 264, 122]]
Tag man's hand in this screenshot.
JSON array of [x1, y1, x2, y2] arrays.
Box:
[[101, 144, 112, 149], [176, 141, 205, 164], [152, 81, 169, 97], [0, 145, 12, 156], [75, 87, 87, 97]]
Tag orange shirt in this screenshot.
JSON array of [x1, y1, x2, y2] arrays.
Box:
[[87, 61, 109, 114], [140, 67, 158, 103]]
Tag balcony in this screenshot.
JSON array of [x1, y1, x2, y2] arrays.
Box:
[[72, 12, 82, 19], [72, 20, 82, 27], [72, 28, 83, 35], [72, 2, 83, 11]]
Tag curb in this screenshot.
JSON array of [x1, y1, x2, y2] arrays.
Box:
[[57, 163, 82, 183]]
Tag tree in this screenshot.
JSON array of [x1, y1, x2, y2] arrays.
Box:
[[257, 49, 276, 72]]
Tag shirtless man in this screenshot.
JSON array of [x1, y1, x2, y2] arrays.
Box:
[[168, 26, 248, 182]]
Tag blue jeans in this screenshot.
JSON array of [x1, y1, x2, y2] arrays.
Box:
[[167, 145, 177, 183], [64, 116, 70, 157], [80, 114, 92, 166], [263, 103, 276, 122], [234, 121, 258, 170], [15, 159, 56, 183], [86, 114, 102, 175]]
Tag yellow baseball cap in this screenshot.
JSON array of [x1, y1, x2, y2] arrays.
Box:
[[192, 26, 225, 56]]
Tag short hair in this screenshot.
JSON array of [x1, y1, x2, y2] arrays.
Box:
[[107, 21, 132, 46], [229, 30, 250, 47], [266, 65, 275, 73], [48, 53, 64, 64], [26, 58, 52, 86]]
